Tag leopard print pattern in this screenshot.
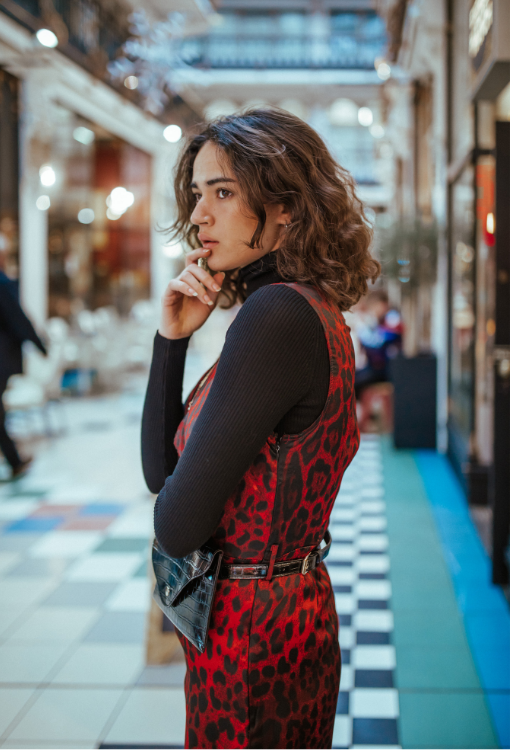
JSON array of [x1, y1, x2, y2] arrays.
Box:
[[173, 283, 358, 748]]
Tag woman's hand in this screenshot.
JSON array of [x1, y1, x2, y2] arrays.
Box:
[[159, 248, 226, 340]]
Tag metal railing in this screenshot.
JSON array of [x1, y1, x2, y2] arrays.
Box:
[[181, 33, 386, 70]]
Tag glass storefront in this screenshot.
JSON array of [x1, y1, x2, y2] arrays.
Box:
[[474, 155, 496, 466], [41, 102, 151, 319], [0, 69, 20, 280], [449, 164, 476, 473]]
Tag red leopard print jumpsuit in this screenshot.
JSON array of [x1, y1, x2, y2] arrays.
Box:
[[173, 282, 359, 749]]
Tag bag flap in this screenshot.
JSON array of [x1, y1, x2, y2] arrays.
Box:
[[152, 540, 218, 606]]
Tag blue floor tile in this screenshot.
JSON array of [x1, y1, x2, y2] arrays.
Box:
[[486, 692, 510, 748], [415, 449, 510, 748], [472, 647, 510, 690], [357, 631, 391, 645], [464, 613, 510, 650], [352, 718, 399, 745], [455, 583, 509, 615], [358, 599, 388, 609], [3, 516, 64, 533], [354, 669, 394, 688], [335, 691, 349, 715]]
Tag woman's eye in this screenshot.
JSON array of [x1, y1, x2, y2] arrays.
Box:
[[218, 188, 231, 199], [193, 193, 201, 203]]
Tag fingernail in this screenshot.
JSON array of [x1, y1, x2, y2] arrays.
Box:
[[207, 300, 214, 306], [188, 288, 195, 294], [192, 292, 198, 296], [204, 295, 211, 303], [212, 284, 220, 291]]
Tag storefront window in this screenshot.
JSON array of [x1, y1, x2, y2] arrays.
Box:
[[474, 155, 496, 464], [449, 164, 476, 467], [43, 103, 151, 319], [0, 69, 19, 280]]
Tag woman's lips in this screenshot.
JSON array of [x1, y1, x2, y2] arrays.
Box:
[[201, 240, 218, 249]]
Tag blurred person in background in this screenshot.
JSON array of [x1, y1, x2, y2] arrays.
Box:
[[142, 108, 380, 749], [0, 249, 47, 479], [354, 289, 403, 400]]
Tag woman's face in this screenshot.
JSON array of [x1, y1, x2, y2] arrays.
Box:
[[190, 141, 289, 272]]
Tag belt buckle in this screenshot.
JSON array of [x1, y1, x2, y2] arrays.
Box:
[[301, 550, 316, 575]]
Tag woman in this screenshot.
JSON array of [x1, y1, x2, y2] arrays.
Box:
[[141, 108, 380, 749]]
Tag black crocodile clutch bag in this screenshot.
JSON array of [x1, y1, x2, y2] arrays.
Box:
[[151, 538, 223, 653]]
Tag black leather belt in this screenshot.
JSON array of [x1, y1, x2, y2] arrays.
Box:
[[218, 530, 332, 581]]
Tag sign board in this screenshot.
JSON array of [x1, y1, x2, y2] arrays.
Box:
[[470, 0, 510, 100]]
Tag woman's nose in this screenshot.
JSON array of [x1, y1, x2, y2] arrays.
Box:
[[191, 199, 212, 226]]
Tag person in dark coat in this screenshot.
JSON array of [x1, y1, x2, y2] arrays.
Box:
[[0, 251, 47, 478]]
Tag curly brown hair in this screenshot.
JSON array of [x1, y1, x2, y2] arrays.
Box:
[[168, 108, 380, 311]]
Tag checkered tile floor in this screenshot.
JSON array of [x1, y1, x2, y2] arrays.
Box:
[[0, 406, 397, 748], [328, 435, 400, 749]]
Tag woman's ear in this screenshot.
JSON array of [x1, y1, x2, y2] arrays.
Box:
[[275, 205, 291, 227]]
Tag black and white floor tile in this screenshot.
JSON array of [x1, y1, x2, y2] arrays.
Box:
[[328, 435, 400, 749]]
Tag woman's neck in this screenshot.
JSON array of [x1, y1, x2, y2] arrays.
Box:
[[238, 251, 284, 298]]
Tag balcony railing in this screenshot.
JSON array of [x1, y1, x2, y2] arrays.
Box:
[[181, 33, 386, 70]]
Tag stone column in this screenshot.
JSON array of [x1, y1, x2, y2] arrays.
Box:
[[18, 70, 52, 327]]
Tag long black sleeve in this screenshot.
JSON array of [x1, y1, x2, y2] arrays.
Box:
[[150, 284, 329, 558], [141, 333, 190, 493]]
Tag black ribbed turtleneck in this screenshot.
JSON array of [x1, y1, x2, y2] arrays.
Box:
[[141, 252, 330, 557]]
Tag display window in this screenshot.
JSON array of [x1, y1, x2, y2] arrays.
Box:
[[449, 164, 476, 470], [41, 103, 151, 318], [0, 69, 19, 280], [474, 155, 496, 465]]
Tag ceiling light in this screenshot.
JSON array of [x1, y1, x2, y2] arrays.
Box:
[[358, 107, 374, 127], [376, 62, 391, 81], [370, 124, 385, 139], [124, 76, 139, 90], [39, 164, 56, 187], [73, 127, 95, 145], [78, 208, 95, 224], [36, 28, 58, 48], [105, 187, 134, 218], [36, 195, 50, 211], [163, 124, 182, 143], [106, 208, 122, 221], [329, 98, 359, 127]]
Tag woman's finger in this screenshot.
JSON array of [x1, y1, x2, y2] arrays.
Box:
[[180, 270, 215, 305], [183, 265, 222, 295], [164, 278, 198, 301], [185, 247, 211, 267]]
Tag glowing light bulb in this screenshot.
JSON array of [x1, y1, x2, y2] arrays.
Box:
[[358, 107, 374, 127], [78, 208, 95, 224], [376, 62, 391, 80], [105, 187, 135, 219], [36, 28, 58, 48], [163, 125, 182, 143], [370, 124, 385, 139], [36, 195, 50, 211], [486, 212, 495, 234], [39, 165, 56, 187], [124, 76, 139, 90], [73, 127, 95, 145]]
